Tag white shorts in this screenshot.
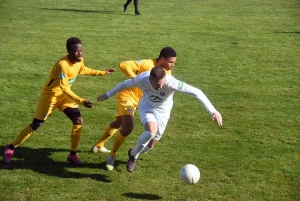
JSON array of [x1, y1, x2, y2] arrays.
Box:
[[139, 107, 170, 141]]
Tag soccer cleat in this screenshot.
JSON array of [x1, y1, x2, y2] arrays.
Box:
[[123, 4, 127, 13], [105, 156, 115, 171], [126, 148, 137, 173], [91, 146, 111, 153], [135, 10, 141, 15], [67, 154, 84, 166], [3, 144, 14, 165]]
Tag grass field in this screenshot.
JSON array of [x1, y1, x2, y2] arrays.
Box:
[[0, 0, 299, 200]]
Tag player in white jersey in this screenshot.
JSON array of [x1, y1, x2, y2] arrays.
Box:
[[97, 66, 222, 172]]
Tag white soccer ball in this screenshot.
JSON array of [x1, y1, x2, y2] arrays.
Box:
[[180, 164, 201, 185]]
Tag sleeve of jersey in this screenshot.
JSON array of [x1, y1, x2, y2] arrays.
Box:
[[118, 61, 139, 78], [59, 66, 85, 105], [79, 66, 107, 76], [170, 77, 216, 114], [106, 79, 134, 97]]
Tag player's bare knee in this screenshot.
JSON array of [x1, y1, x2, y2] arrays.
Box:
[[63, 108, 82, 125], [73, 117, 83, 125], [120, 125, 134, 136]]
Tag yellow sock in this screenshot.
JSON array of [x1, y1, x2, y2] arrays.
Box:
[[94, 125, 118, 148], [70, 125, 82, 152], [12, 125, 35, 147], [110, 131, 126, 157]]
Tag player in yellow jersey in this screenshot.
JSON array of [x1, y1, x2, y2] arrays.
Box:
[[2, 37, 116, 166], [91, 47, 177, 170]]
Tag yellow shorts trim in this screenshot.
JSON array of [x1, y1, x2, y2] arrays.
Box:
[[115, 97, 139, 117]]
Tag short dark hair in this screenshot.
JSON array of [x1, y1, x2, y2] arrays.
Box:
[[66, 37, 81, 50], [150, 66, 166, 80], [158, 47, 176, 59]]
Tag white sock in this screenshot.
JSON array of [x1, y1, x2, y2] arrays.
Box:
[[132, 131, 155, 159], [140, 146, 152, 154]]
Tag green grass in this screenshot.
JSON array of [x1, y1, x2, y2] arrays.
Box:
[[0, 0, 299, 200]]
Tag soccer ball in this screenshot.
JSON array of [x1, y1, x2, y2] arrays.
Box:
[[180, 164, 201, 185]]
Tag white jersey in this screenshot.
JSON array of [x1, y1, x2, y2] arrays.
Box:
[[106, 71, 216, 119]]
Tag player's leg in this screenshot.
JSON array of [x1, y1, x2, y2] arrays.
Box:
[[3, 118, 45, 164], [126, 130, 156, 173], [123, 0, 132, 12], [126, 111, 158, 172], [139, 135, 161, 154], [92, 97, 135, 154], [139, 139, 154, 154], [134, 0, 140, 15], [106, 115, 133, 170], [3, 97, 54, 164], [91, 119, 120, 153], [109, 115, 134, 157], [127, 110, 169, 172], [140, 115, 167, 154], [12, 118, 45, 147], [105, 99, 136, 170], [131, 130, 156, 155], [63, 107, 84, 166]]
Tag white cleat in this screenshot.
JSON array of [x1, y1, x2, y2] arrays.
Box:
[[91, 146, 111, 153]]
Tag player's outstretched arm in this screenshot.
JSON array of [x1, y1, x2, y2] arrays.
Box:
[[118, 61, 139, 78], [211, 111, 222, 126], [97, 94, 109, 101], [97, 78, 134, 103]]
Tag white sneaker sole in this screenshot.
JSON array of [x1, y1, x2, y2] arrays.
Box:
[[91, 146, 111, 153]]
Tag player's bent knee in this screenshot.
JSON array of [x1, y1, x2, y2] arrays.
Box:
[[73, 117, 83, 125], [63, 108, 82, 125], [121, 126, 134, 136], [30, 118, 45, 131]]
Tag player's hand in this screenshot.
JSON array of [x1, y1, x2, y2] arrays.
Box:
[[83, 100, 93, 108], [105, 68, 117, 74], [97, 94, 109, 101], [212, 111, 222, 126]]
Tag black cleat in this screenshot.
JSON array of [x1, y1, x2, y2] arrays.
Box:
[[135, 10, 140, 15], [123, 4, 127, 13], [126, 148, 137, 172]]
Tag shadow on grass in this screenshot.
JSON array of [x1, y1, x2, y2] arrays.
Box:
[[0, 146, 111, 182], [40, 8, 125, 15], [122, 192, 162, 200]]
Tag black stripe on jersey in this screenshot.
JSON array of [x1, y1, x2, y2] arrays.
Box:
[[47, 79, 55, 87]]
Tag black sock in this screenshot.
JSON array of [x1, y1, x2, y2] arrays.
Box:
[[9, 144, 15, 150], [125, 0, 132, 6], [70, 151, 76, 155], [134, 0, 138, 11]]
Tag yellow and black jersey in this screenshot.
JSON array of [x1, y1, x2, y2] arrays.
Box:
[[41, 55, 107, 105]]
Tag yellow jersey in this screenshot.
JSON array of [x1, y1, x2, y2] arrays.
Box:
[[41, 55, 107, 105]]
